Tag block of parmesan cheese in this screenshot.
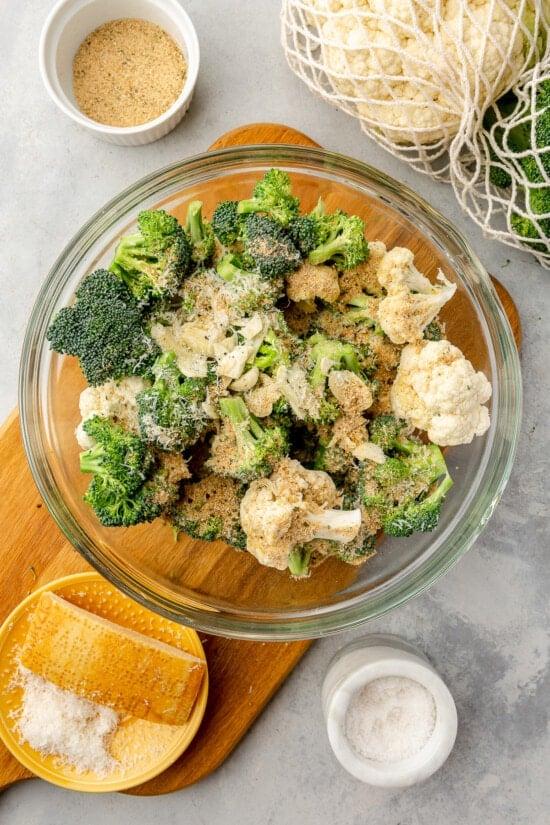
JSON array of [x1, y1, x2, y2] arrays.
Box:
[[20, 592, 205, 726]]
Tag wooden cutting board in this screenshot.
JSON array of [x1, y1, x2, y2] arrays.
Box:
[[0, 123, 521, 797]]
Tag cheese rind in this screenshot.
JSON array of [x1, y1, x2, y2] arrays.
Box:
[[20, 592, 205, 726]]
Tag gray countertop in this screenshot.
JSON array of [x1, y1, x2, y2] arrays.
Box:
[[1, 1, 548, 823]]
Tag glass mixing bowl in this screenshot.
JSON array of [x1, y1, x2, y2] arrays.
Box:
[[19, 146, 521, 640]]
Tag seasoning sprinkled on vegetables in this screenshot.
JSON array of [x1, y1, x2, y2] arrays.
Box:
[[72, 19, 187, 128]]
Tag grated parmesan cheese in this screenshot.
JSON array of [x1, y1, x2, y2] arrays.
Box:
[[14, 667, 119, 776]]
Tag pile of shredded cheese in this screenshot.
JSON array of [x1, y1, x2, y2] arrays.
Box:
[[15, 667, 119, 776]]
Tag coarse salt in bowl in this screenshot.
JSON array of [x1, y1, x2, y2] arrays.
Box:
[[322, 635, 458, 787], [39, 0, 200, 146]]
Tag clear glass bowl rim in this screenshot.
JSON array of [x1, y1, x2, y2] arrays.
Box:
[[19, 144, 522, 640]]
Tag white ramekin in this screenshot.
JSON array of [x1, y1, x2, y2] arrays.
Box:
[[39, 0, 200, 145], [322, 635, 458, 788]]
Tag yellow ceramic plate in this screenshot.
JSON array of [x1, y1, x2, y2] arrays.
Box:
[[0, 572, 208, 793]]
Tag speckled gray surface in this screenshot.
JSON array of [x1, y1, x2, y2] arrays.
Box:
[[0, 1, 548, 823]]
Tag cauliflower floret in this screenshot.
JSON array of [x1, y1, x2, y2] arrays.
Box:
[[329, 413, 370, 454], [375, 247, 456, 344], [240, 458, 361, 570], [286, 262, 340, 304], [377, 247, 433, 293], [230, 367, 260, 393], [75, 376, 147, 448], [391, 340, 492, 445], [245, 374, 281, 418]]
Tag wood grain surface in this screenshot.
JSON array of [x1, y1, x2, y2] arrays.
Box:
[[0, 123, 520, 797]]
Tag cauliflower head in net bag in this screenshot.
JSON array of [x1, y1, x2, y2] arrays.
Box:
[[283, 0, 534, 162]]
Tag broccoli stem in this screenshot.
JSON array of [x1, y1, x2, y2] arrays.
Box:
[[219, 395, 250, 425], [185, 201, 206, 245], [216, 254, 246, 282], [308, 235, 346, 266], [431, 472, 454, 502], [311, 197, 325, 218], [219, 396, 263, 449], [237, 197, 264, 216], [288, 547, 312, 577]]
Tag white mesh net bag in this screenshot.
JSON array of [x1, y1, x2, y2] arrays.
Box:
[[457, 57, 550, 265], [281, 0, 550, 265]]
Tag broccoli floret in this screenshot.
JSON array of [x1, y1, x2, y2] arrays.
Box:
[[368, 415, 408, 453], [109, 209, 192, 302], [237, 169, 299, 226], [307, 333, 367, 389], [313, 436, 350, 476], [334, 531, 376, 564], [360, 420, 453, 537], [253, 328, 291, 373], [136, 352, 208, 451], [288, 546, 313, 577], [176, 514, 224, 541], [510, 212, 550, 251], [79, 416, 151, 489], [184, 201, 215, 266], [361, 415, 453, 534], [170, 475, 245, 545], [287, 198, 326, 256], [371, 417, 447, 476], [312, 398, 341, 425], [308, 211, 369, 270], [241, 214, 301, 279], [344, 294, 383, 334], [486, 83, 550, 251], [512, 181, 550, 250], [485, 93, 528, 189], [79, 416, 166, 527], [423, 320, 443, 341], [287, 216, 321, 257], [527, 80, 550, 180], [211, 200, 242, 247], [489, 158, 513, 189], [374, 456, 410, 488], [216, 254, 283, 313], [383, 471, 453, 537], [47, 269, 159, 386], [218, 396, 288, 483], [83, 472, 163, 528]]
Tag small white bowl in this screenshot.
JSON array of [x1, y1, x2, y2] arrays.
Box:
[[322, 635, 457, 788], [39, 0, 200, 145]]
